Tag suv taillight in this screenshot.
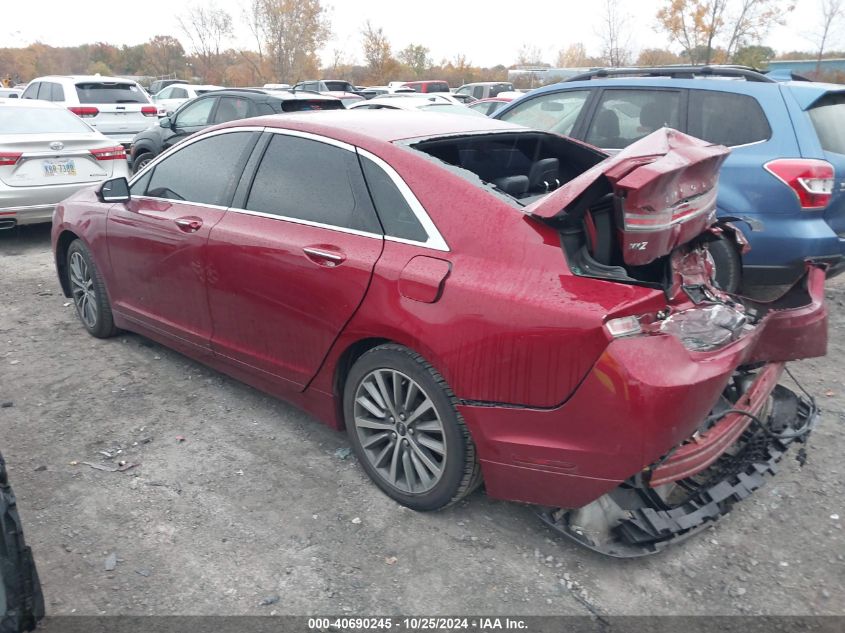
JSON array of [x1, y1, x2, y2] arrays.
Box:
[[765, 158, 834, 209], [91, 146, 126, 161], [141, 105, 157, 117], [68, 106, 99, 118], [0, 152, 22, 166]]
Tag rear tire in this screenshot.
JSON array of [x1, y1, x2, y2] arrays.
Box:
[[708, 236, 742, 293], [343, 344, 482, 511], [67, 239, 118, 338]]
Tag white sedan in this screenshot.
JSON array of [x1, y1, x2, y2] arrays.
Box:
[[348, 94, 486, 116], [0, 99, 129, 229], [152, 84, 224, 116]]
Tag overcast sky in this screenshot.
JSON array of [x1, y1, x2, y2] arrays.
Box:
[[4, 0, 831, 68]]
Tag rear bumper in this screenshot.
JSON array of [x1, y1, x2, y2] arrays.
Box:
[[459, 266, 827, 510], [0, 204, 54, 227]]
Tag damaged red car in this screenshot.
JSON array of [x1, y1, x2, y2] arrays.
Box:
[[51, 111, 827, 556]]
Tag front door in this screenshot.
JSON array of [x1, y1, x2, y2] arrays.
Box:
[[206, 131, 385, 388], [107, 130, 259, 350]]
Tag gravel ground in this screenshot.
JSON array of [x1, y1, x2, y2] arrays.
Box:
[[1, 223, 843, 617]]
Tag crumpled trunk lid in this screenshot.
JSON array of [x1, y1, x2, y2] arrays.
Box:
[[525, 128, 730, 266]]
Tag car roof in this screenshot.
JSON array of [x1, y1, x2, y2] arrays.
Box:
[[0, 98, 63, 109], [219, 109, 524, 144], [208, 88, 340, 102], [31, 75, 142, 84]]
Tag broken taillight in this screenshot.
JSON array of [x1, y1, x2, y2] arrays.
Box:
[[764, 158, 834, 209]]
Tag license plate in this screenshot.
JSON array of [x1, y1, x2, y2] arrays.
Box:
[[43, 159, 76, 177]]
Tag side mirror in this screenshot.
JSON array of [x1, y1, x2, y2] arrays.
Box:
[[160, 116, 172, 129], [98, 177, 130, 203]]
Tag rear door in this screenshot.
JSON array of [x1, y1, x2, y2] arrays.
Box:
[[206, 131, 384, 388], [107, 129, 260, 350]]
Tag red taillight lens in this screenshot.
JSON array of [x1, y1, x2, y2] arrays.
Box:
[[90, 145, 127, 161], [0, 152, 22, 166], [68, 106, 99, 118], [141, 105, 157, 117], [764, 158, 834, 209]]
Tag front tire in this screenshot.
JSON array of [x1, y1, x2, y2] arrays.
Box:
[[67, 239, 118, 338], [132, 152, 154, 174], [343, 344, 482, 511]]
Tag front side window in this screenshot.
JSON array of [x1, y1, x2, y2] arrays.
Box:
[[472, 86, 485, 99], [36, 82, 52, 100], [175, 97, 215, 127], [143, 131, 256, 206], [156, 87, 173, 99], [585, 89, 682, 149], [499, 90, 590, 137], [245, 134, 380, 233], [50, 83, 65, 101], [22, 83, 39, 99]]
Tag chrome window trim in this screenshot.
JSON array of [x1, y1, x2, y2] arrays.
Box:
[[227, 206, 384, 241], [128, 126, 266, 186], [131, 195, 230, 212], [356, 147, 449, 252]]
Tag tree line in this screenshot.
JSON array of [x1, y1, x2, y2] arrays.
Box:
[[1, 0, 844, 88]]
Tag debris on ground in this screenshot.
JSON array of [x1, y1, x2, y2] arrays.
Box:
[[259, 595, 280, 606], [175, 436, 186, 443], [104, 553, 117, 571], [351, 517, 362, 524], [385, 556, 398, 565], [334, 447, 353, 459], [80, 461, 138, 473], [33, 465, 46, 472], [1, 401, 13, 408]]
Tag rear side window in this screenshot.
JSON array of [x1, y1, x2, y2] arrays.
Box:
[[245, 134, 380, 233], [808, 93, 845, 155], [360, 156, 427, 242], [281, 99, 344, 112], [171, 87, 188, 99], [585, 89, 682, 149], [688, 91, 770, 147], [211, 96, 252, 124], [144, 131, 256, 206], [50, 83, 65, 102], [427, 82, 449, 93], [499, 90, 590, 137], [75, 82, 148, 104]]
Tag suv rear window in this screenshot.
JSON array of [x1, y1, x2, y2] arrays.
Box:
[[281, 99, 344, 112], [808, 93, 845, 155], [688, 91, 770, 147], [75, 82, 148, 104]]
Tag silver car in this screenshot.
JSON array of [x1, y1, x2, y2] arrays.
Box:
[[0, 99, 129, 229]]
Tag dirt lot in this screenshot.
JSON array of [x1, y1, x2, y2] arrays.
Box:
[[1, 223, 843, 617]]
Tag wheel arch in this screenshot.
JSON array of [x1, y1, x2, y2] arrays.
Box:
[[332, 337, 393, 428], [54, 229, 81, 297]]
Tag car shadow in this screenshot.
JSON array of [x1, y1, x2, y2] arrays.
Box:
[[0, 223, 52, 253]]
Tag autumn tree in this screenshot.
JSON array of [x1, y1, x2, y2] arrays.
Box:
[[636, 48, 682, 65], [177, 3, 233, 82], [812, 0, 845, 73], [556, 43, 589, 67], [398, 44, 432, 77], [515, 44, 546, 66], [143, 36, 186, 77], [362, 21, 397, 82], [732, 44, 774, 67], [245, 0, 329, 83], [656, 0, 792, 64], [598, 0, 631, 66]]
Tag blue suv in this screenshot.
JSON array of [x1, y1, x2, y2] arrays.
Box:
[[493, 66, 845, 292]]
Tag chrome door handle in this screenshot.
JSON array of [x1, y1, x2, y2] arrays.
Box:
[[303, 247, 345, 266], [174, 217, 202, 232]]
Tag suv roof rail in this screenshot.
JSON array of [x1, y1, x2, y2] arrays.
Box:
[[563, 65, 777, 83]]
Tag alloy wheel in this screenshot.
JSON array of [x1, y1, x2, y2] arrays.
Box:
[[353, 369, 447, 494], [69, 251, 98, 329]]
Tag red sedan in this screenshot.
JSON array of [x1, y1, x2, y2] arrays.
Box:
[[52, 111, 826, 556]]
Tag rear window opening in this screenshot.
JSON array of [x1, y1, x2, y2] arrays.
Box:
[[75, 83, 147, 104], [409, 131, 605, 205]]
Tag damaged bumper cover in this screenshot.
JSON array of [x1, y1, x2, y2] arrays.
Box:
[[539, 371, 819, 558]]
